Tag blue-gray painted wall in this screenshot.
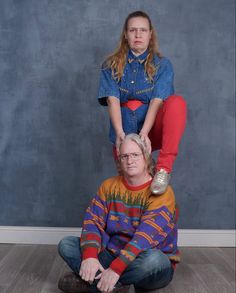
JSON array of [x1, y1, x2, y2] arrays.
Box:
[[0, 0, 235, 229]]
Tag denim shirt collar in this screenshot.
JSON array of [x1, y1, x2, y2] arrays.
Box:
[[127, 49, 149, 64]]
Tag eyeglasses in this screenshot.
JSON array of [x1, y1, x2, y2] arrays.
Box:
[[119, 152, 143, 162]]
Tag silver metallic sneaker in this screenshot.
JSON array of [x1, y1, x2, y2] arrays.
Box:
[[150, 169, 171, 195]]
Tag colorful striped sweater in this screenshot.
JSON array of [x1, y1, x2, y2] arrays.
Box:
[[80, 176, 180, 275]]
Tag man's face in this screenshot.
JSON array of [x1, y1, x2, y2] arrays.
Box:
[[119, 140, 147, 179], [125, 16, 152, 56]]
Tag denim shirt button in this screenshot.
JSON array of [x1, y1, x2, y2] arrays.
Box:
[[131, 80, 135, 84]]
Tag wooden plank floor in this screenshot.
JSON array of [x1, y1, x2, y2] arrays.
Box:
[[0, 244, 235, 293]]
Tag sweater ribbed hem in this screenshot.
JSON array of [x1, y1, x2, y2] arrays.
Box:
[[110, 257, 127, 276], [82, 247, 98, 260]]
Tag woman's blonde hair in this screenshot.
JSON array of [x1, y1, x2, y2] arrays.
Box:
[[118, 133, 156, 176], [105, 11, 161, 82]]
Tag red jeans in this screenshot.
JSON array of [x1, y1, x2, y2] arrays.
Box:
[[113, 95, 187, 173], [149, 94, 187, 172]]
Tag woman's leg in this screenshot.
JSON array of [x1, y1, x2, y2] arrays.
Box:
[[149, 95, 187, 194], [112, 145, 119, 161], [119, 249, 174, 290], [149, 95, 187, 173]]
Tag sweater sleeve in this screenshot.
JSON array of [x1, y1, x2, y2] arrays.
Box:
[[110, 204, 176, 275], [80, 190, 109, 260]]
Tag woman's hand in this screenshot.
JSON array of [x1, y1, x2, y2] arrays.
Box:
[[96, 268, 120, 293], [107, 96, 124, 154], [139, 131, 152, 154], [115, 131, 125, 154], [79, 258, 104, 284]]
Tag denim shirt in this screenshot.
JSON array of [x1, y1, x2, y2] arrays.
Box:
[[97, 49, 174, 144]]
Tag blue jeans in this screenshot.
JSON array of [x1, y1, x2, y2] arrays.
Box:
[[58, 236, 174, 292]]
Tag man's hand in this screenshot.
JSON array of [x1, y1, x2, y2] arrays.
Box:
[[79, 258, 104, 284], [96, 268, 120, 293]]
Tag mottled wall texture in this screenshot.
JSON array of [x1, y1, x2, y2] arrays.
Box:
[[0, 0, 235, 228]]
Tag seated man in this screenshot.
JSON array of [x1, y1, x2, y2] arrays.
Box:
[[58, 133, 180, 293]]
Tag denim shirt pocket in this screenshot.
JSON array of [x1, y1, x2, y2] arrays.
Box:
[[135, 72, 154, 102]]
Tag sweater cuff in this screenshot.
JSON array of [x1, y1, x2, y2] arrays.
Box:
[[82, 247, 98, 260], [110, 257, 127, 276]]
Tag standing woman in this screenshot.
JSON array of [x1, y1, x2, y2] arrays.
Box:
[[97, 11, 187, 194]]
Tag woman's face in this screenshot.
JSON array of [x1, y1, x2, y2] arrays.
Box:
[[125, 16, 152, 56]]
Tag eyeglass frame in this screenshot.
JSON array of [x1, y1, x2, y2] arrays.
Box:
[[119, 152, 144, 162]]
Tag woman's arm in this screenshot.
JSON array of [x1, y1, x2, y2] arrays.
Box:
[[140, 98, 163, 134], [139, 98, 163, 152], [107, 96, 125, 151]]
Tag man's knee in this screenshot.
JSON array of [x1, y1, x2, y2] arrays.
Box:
[[58, 236, 79, 258], [139, 250, 171, 274], [132, 250, 173, 290]]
